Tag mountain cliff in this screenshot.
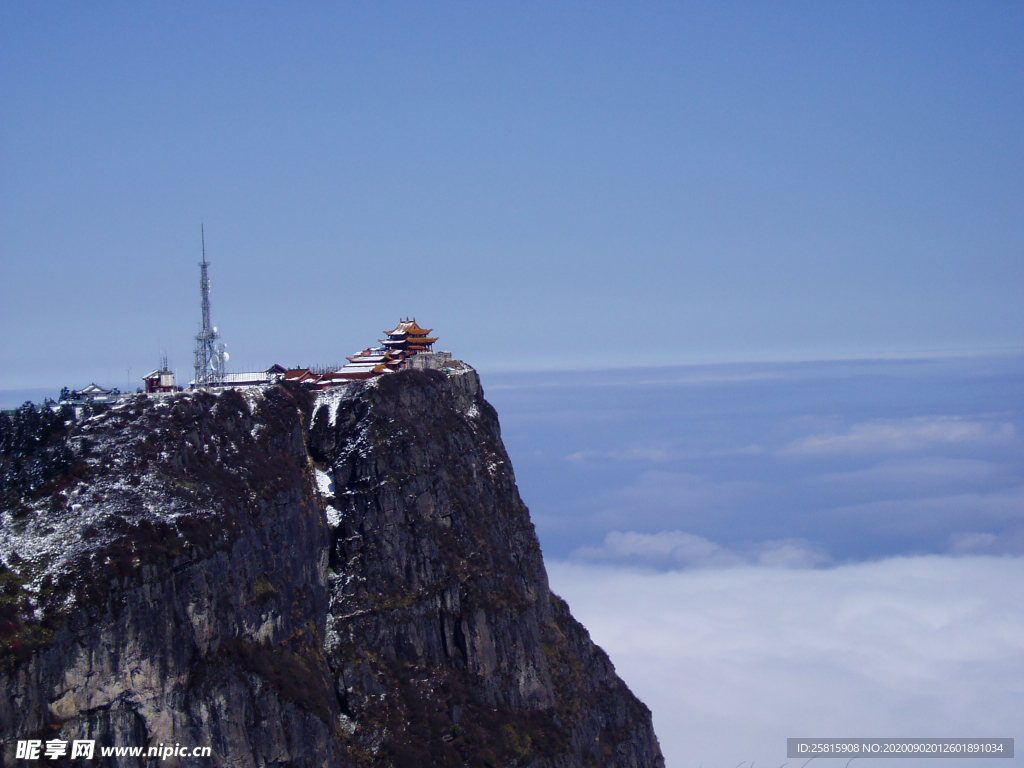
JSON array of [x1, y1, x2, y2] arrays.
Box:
[[0, 365, 664, 768]]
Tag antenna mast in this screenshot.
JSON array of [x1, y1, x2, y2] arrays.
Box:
[[193, 224, 227, 388]]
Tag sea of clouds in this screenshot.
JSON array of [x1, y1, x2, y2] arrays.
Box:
[[548, 556, 1024, 768], [485, 353, 1024, 767]]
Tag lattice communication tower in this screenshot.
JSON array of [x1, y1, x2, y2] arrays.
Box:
[[193, 225, 228, 388]]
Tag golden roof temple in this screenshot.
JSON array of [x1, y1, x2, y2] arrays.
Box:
[[380, 318, 438, 354], [331, 318, 447, 382]]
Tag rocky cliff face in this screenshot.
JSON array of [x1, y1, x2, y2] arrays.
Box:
[[1, 367, 663, 768]]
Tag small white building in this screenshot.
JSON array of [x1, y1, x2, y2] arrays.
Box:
[[143, 369, 177, 393]]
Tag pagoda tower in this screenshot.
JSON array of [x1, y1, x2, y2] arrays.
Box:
[[379, 318, 438, 355]]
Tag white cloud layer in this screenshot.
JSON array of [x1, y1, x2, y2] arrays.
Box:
[[780, 416, 1016, 457], [547, 557, 1024, 768], [572, 530, 829, 570], [567, 447, 675, 464]]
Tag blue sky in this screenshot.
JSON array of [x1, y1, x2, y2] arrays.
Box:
[[3, 4, 1023, 765], [2, 2, 1022, 391]]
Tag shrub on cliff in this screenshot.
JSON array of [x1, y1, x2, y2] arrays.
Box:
[[0, 400, 75, 509]]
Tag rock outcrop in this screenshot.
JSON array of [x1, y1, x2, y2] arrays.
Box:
[[1, 366, 663, 768]]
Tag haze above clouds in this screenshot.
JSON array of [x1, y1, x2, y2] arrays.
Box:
[[485, 354, 1024, 563]]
